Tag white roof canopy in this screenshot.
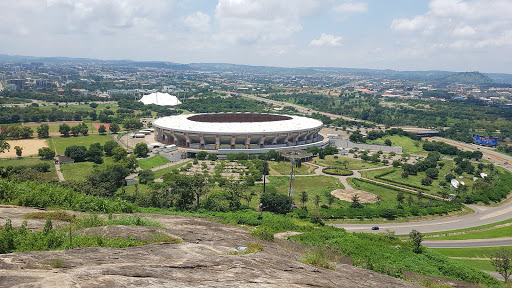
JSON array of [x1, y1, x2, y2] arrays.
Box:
[[139, 92, 181, 106]]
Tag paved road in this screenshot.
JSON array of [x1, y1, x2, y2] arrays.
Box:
[[333, 199, 512, 235], [423, 238, 512, 248]]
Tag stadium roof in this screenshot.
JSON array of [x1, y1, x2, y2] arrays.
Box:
[[153, 113, 323, 134], [139, 92, 181, 106]]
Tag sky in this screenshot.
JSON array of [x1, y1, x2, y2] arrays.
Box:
[[2, 0, 512, 73]]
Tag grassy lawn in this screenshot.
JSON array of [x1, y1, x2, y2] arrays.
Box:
[[428, 225, 512, 240], [454, 259, 494, 271], [248, 175, 344, 208], [38, 103, 119, 113], [431, 246, 512, 258], [138, 155, 170, 170], [60, 157, 115, 181], [152, 160, 192, 178], [268, 161, 316, 175], [46, 123, 97, 133], [361, 160, 483, 196], [48, 134, 114, 155], [367, 135, 425, 154], [0, 157, 59, 181], [310, 155, 384, 169]]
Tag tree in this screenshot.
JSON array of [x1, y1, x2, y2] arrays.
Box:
[[20, 126, 33, 139], [0, 140, 10, 153], [109, 122, 120, 134], [409, 229, 423, 253], [64, 145, 87, 162], [421, 177, 433, 186], [260, 189, 292, 214], [122, 118, 143, 130], [79, 122, 89, 136], [103, 140, 119, 156], [191, 173, 210, 207], [327, 194, 335, 207], [112, 147, 128, 162], [86, 143, 104, 163], [300, 191, 308, 208], [14, 146, 22, 157], [89, 103, 98, 108], [196, 151, 208, 160], [98, 125, 107, 134], [396, 191, 405, 205], [207, 153, 218, 161], [59, 123, 71, 137], [38, 147, 55, 160], [491, 248, 512, 283], [134, 143, 149, 158], [225, 180, 246, 210], [384, 139, 392, 146], [71, 125, 80, 137], [138, 169, 155, 184], [425, 168, 439, 179], [314, 194, 321, 208], [350, 194, 363, 208], [445, 173, 455, 182], [37, 124, 49, 138]]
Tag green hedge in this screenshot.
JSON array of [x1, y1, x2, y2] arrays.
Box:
[[322, 167, 353, 176]]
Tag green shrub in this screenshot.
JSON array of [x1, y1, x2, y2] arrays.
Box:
[[251, 226, 275, 242], [322, 167, 353, 176]]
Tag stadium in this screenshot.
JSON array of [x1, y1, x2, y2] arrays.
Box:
[[152, 113, 326, 155]]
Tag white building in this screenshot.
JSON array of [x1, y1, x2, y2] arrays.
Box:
[[139, 92, 181, 107]]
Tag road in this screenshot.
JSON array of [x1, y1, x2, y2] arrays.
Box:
[[423, 238, 512, 248]]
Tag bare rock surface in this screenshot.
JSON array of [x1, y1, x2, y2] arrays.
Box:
[[0, 206, 421, 288]]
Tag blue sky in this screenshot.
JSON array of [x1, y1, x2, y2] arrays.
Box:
[[2, 0, 512, 73]]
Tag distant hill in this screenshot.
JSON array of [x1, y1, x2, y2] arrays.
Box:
[[441, 71, 494, 84]]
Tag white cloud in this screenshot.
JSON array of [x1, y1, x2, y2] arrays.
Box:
[[309, 33, 342, 47], [184, 11, 211, 32], [214, 0, 324, 45], [390, 0, 512, 48], [333, 1, 367, 14]]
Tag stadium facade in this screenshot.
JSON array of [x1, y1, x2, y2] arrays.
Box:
[[153, 113, 326, 154]]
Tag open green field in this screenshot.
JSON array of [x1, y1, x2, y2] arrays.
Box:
[[0, 157, 58, 181], [367, 135, 426, 154], [431, 246, 512, 258], [453, 259, 494, 272], [38, 103, 119, 113], [425, 218, 512, 237], [60, 157, 115, 181], [428, 224, 512, 240], [268, 161, 316, 175], [360, 160, 482, 195], [152, 160, 192, 178], [248, 175, 344, 208], [138, 155, 169, 170], [310, 155, 384, 170], [47, 134, 114, 155], [44, 123, 97, 133]]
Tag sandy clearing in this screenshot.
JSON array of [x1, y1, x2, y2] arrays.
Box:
[[331, 189, 378, 203], [0, 139, 48, 158]]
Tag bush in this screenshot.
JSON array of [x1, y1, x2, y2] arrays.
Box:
[[322, 167, 353, 176], [260, 190, 292, 214], [251, 226, 275, 242]]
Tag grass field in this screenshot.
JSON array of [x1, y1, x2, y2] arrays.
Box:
[[360, 160, 482, 196], [45, 123, 97, 133], [152, 160, 192, 178], [268, 161, 316, 175], [310, 155, 384, 170], [0, 157, 58, 181], [428, 224, 512, 240], [454, 259, 494, 271], [38, 103, 119, 113], [425, 218, 512, 237], [60, 157, 115, 181], [431, 246, 512, 258], [248, 175, 344, 208], [48, 134, 114, 155], [138, 155, 170, 170], [367, 135, 426, 154]]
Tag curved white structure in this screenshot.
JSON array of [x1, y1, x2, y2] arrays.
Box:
[[153, 113, 324, 151]]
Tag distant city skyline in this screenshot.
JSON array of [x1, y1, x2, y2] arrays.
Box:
[[2, 0, 512, 73]]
